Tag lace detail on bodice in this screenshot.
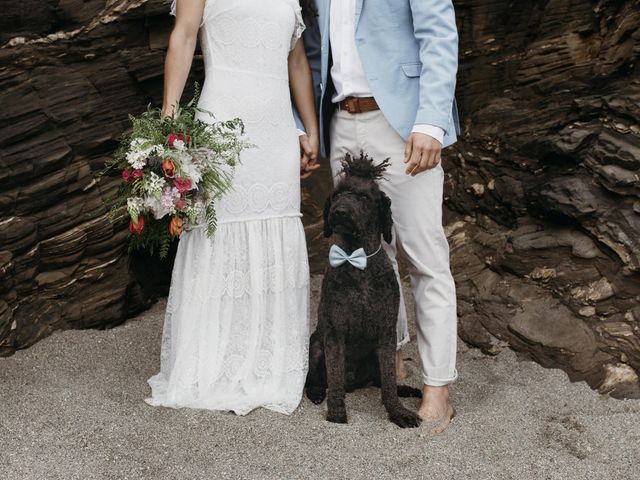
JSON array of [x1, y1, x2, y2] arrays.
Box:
[[169, 0, 303, 49], [188, 0, 305, 221]]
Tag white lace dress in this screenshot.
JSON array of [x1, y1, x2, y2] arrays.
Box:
[[145, 0, 310, 415]]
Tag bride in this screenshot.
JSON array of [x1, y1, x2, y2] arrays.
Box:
[[145, 0, 319, 415]]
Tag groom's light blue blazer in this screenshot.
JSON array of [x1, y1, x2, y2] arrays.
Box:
[[295, 0, 461, 157]]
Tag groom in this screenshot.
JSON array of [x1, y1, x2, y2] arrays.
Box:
[[296, 0, 460, 433]]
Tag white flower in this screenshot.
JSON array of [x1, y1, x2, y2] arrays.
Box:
[[150, 144, 165, 156], [172, 139, 185, 150], [143, 171, 167, 197], [130, 137, 147, 149], [185, 198, 206, 225], [126, 142, 164, 169], [126, 149, 147, 170], [126, 197, 144, 218], [176, 152, 202, 184]]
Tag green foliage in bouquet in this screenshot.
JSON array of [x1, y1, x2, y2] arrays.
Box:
[[103, 84, 251, 258]]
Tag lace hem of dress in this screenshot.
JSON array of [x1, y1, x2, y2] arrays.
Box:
[[145, 364, 309, 416]]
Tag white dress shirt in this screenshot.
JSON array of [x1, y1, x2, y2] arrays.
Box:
[[329, 0, 444, 145]]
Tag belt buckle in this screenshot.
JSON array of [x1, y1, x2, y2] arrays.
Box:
[[344, 97, 359, 114]]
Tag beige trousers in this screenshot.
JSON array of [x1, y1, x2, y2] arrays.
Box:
[[329, 109, 458, 386]]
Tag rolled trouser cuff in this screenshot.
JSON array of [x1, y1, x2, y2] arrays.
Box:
[[422, 368, 458, 387]]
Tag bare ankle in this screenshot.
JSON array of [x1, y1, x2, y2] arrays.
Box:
[[395, 350, 407, 381], [422, 384, 450, 399]]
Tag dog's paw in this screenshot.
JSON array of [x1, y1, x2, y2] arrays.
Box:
[[389, 408, 421, 429], [306, 386, 326, 405], [326, 411, 348, 424]]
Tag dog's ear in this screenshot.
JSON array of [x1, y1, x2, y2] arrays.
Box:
[[323, 195, 333, 238], [378, 191, 393, 244]]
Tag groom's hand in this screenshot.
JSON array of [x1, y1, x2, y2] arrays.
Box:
[[404, 133, 442, 176]]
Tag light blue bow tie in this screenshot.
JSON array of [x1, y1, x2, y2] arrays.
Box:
[[329, 244, 382, 270], [329, 245, 367, 270]]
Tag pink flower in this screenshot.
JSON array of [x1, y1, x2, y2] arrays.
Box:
[[122, 169, 131, 183], [160, 186, 180, 211], [174, 177, 193, 193], [132, 169, 144, 181], [168, 132, 190, 148], [174, 199, 187, 210]]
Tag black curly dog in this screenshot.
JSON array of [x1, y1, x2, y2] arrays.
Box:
[[306, 153, 422, 428]]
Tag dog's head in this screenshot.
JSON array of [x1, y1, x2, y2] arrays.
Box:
[[323, 153, 393, 243]]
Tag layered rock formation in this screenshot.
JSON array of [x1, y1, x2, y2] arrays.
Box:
[[446, 0, 640, 397], [0, 0, 191, 354], [1, 0, 638, 397]]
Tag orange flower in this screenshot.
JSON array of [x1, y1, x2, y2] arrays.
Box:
[[169, 216, 184, 236], [129, 216, 145, 235], [162, 159, 177, 178]]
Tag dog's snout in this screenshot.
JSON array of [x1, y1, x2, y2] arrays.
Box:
[[332, 207, 349, 218]]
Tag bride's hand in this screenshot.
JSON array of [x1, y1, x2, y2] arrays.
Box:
[[300, 133, 320, 179], [161, 105, 177, 119]]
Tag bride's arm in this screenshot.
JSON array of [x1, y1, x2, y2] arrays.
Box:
[[162, 0, 206, 117], [288, 39, 320, 177]]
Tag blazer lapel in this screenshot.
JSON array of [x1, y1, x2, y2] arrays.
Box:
[[355, 0, 364, 25], [321, 0, 331, 39]]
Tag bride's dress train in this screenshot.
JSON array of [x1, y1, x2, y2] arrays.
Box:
[[145, 0, 310, 415]]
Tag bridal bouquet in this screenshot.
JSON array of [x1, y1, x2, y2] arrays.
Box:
[[105, 86, 251, 258]]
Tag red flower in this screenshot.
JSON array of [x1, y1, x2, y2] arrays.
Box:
[[132, 169, 144, 180], [162, 159, 177, 178], [174, 177, 192, 193], [169, 216, 184, 236], [129, 216, 145, 235], [167, 132, 190, 148], [122, 169, 131, 183]]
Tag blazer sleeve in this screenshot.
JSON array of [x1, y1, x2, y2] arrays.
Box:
[[409, 0, 459, 134]]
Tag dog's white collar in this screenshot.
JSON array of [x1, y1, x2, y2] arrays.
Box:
[[366, 244, 383, 258]]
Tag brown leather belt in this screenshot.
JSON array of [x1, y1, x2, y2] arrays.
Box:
[[337, 96, 380, 114]]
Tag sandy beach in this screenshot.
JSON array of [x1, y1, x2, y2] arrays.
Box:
[[1, 276, 639, 480]]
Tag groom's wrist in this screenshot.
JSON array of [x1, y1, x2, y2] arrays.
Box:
[[412, 124, 444, 146]]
